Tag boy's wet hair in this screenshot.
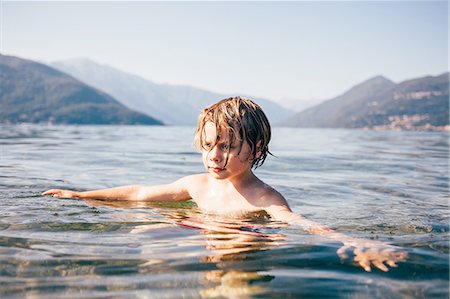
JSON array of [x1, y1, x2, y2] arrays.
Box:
[[194, 96, 271, 169]]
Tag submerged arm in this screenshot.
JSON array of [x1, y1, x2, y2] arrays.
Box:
[[266, 204, 334, 233], [267, 204, 408, 272]]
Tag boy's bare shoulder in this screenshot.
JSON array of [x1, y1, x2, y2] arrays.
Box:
[[173, 173, 209, 190], [254, 182, 290, 209], [174, 173, 210, 201], [252, 183, 294, 221]]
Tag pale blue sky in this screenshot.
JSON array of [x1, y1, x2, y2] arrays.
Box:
[[2, 1, 448, 105]]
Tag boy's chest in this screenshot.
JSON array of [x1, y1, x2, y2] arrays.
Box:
[[192, 188, 262, 213]]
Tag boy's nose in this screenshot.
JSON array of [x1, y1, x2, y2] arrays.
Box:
[[209, 146, 222, 162]]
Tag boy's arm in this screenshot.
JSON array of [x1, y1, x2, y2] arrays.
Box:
[[265, 202, 408, 272], [266, 204, 334, 234], [42, 175, 195, 202]]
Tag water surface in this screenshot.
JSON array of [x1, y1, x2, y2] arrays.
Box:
[[0, 125, 448, 298]]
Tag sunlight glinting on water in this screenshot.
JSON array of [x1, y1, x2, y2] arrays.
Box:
[[0, 124, 448, 298]]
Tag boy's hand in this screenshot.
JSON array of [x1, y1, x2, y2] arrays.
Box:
[[42, 189, 80, 199], [337, 239, 408, 272]]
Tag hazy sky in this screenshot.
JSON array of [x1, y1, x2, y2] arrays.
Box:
[[2, 1, 448, 104]]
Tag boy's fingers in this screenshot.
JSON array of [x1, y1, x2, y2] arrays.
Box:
[[42, 190, 55, 195], [386, 260, 398, 268], [337, 245, 350, 259], [372, 260, 389, 272], [354, 248, 373, 272], [358, 259, 371, 272], [347, 243, 407, 272], [42, 189, 64, 197]]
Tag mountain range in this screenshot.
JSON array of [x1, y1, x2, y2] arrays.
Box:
[[50, 58, 292, 125], [283, 73, 449, 131], [0, 54, 162, 125], [1, 53, 448, 131]]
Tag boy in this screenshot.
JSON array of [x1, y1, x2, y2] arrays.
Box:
[[43, 96, 407, 272]]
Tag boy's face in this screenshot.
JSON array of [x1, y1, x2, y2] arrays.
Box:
[[201, 122, 253, 180]]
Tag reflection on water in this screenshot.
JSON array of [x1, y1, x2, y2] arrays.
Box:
[[0, 124, 448, 298]]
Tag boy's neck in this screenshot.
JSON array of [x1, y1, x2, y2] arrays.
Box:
[[217, 169, 260, 190]]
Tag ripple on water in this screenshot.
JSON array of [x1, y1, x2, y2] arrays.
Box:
[[0, 126, 448, 298]]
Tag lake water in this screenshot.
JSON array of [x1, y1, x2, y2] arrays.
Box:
[[0, 124, 448, 298]]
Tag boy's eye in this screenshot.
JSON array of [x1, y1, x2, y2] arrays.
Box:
[[202, 142, 234, 151]]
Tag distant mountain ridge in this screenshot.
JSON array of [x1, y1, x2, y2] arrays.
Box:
[[3, 54, 447, 131], [0, 54, 163, 125], [284, 73, 449, 131], [50, 58, 292, 125]]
